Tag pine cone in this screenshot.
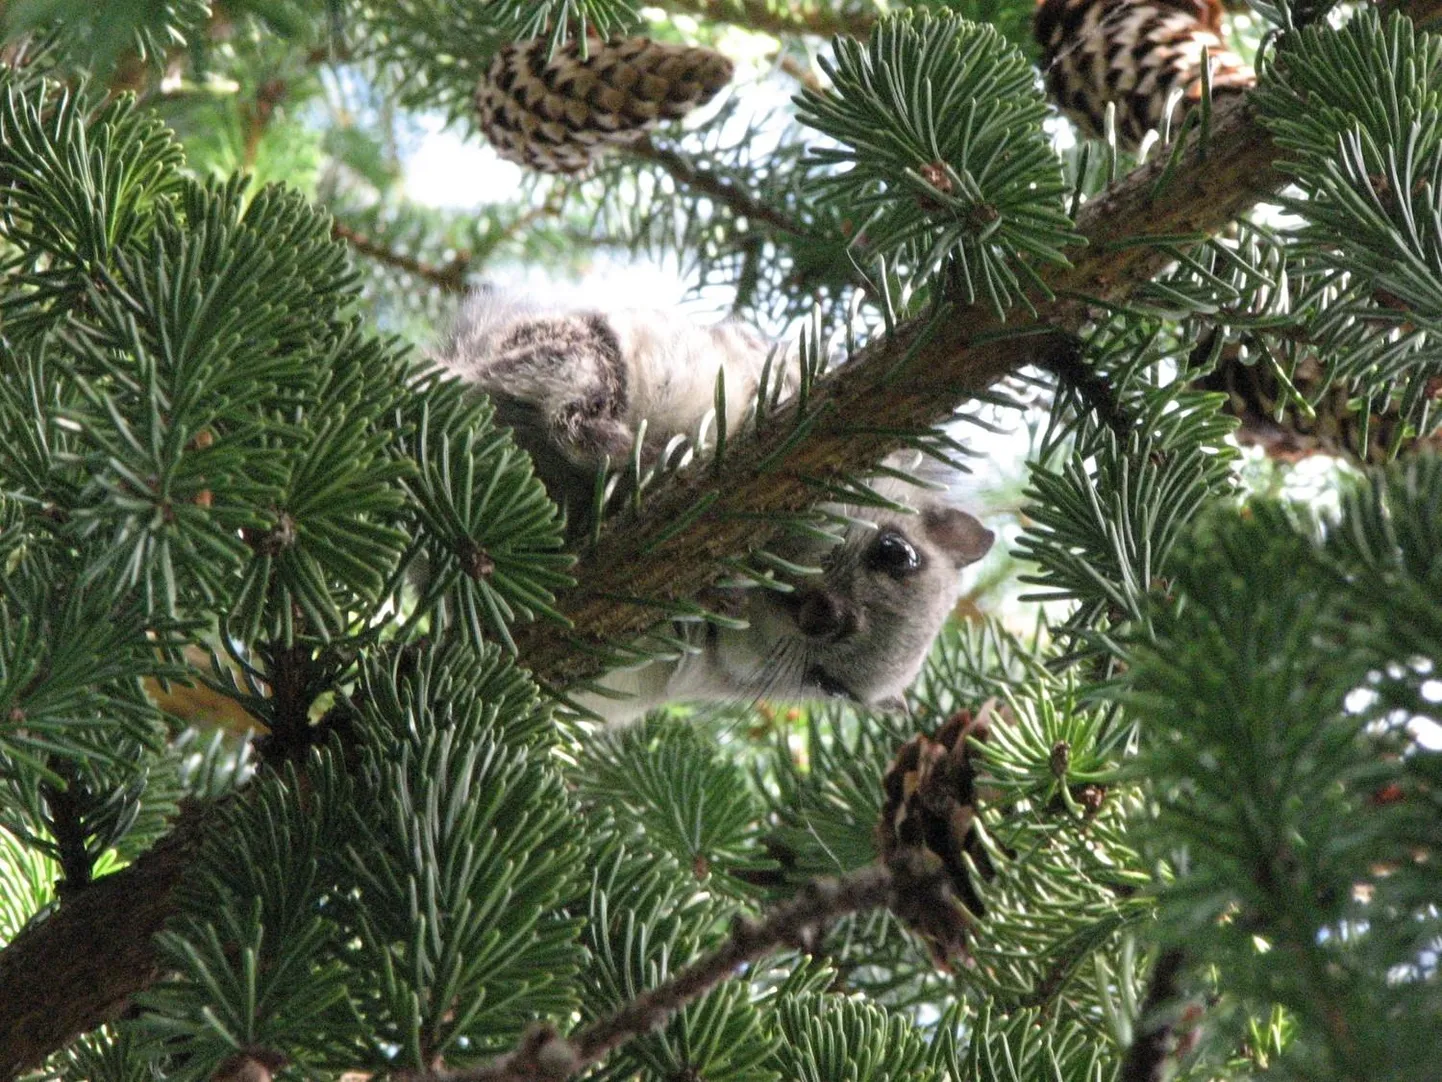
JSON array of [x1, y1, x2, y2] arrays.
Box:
[[1193, 339, 1442, 464], [877, 702, 1002, 969], [475, 36, 734, 175], [1033, 0, 1254, 148]]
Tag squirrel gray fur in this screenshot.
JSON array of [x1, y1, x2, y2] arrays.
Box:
[[433, 288, 994, 723]]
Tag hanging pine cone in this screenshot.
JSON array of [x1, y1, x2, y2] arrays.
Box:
[[475, 36, 734, 175], [1033, 0, 1255, 148], [877, 701, 1003, 970], [1192, 338, 1442, 464]]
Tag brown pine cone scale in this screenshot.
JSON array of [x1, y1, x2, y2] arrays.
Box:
[[1034, 0, 1254, 149], [477, 36, 734, 175], [877, 701, 1003, 970]]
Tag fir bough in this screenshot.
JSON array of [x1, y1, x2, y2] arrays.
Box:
[[1, 3, 1441, 1082], [1124, 461, 1442, 1078], [796, 12, 1080, 315]]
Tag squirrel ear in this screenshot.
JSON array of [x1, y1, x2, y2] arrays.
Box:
[[921, 506, 994, 567]]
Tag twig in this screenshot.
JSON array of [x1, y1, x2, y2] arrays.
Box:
[[626, 138, 807, 238], [1036, 329, 1136, 437], [331, 221, 471, 294], [442, 864, 896, 1082], [250, 640, 323, 764], [1120, 948, 1190, 1082], [42, 761, 93, 898]]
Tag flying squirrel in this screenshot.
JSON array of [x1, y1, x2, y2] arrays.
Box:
[[433, 288, 994, 723]]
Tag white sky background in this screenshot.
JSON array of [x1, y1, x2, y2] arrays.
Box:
[[404, 110, 697, 310]]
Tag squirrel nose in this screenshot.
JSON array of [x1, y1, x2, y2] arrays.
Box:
[[794, 590, 856, 640]]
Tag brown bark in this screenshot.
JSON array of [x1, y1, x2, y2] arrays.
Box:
[[0, 804, 211, 1079]]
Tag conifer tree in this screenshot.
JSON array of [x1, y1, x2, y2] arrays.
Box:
[[0, 1, 1438, 1081]]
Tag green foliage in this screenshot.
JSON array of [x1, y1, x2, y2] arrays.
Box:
[[1124, 462, 1442, 1079], [3, 4, 1442, 1082], [0, 64, 570, 654], [1251, 11, 1442, 443], [0, 733, 182, 875], [939, 1003, 1118, 1082], [0, 825, 55, 940], [0, 57, 589, 1079], [140, 761, 359, 1080], [136, 641, 590, 1077], [1017, 373, 1240, 644], [1245, 0, 1343, 32], [1326, 450, 1442, 658], [0, 86, 185, 334], [1259, 10, 1442, 179], [573, 716, 777, 895], [911, 618, 1054, 715], [912, 0, 1039, 60], [931, 674, 1151, 1033], [397, 371, 574, 651], [0, 554, 173, 776], [747, 703, 942, 1008], [363, 632, 562, 748], [0, 73, 418, 625], [761, 705, 905, 878], [339, 651, 587, 1067], [51, 1028, 157, 1082], [504, 0, 643, 53], [768, 990, 936, 1082], [797, 13, 1079, 316], [582, 839, 779, 1082], [1, 0, 211, 75]]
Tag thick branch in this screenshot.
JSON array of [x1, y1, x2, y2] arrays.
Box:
[[515, 93, 1284, 684], [0, 804, 211, 1078]]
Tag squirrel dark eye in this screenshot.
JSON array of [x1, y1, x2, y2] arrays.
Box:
[[866, 531, 921, 577]]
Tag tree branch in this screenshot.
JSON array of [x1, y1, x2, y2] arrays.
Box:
[[625, 137, 807, 237], [442, 864, 895, 1082], [331, 221, 472, 294], [774, 51, 825, 92], [40, 760, 94, 897], [1120, 948, 1192, 1082], [515, 92, 1285, 685], [0, 803, 212, 1079]]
